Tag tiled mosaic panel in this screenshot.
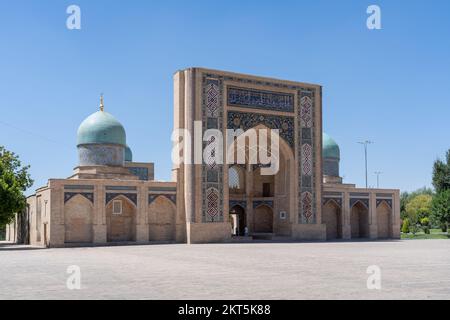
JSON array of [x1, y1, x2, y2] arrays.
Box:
[[202, 77, 224, 223], [298, 89, 316, 224], [227, 111, 295, 149], [227, 86, 294, 112]]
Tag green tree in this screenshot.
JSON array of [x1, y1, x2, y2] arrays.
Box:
[[432, 150, 450, 193], [431, 190, 450, 232], [400, 188, 434, 220], [405, 194, 432, 234], [0, 146, 33, 227]]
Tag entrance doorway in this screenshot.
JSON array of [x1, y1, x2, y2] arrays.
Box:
[[230, 205, 246, 236]]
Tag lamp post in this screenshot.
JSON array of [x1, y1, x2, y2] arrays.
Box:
[[374, 171, 383, 188], [357, 140, 373, 189]]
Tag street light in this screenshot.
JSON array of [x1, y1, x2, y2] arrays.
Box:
[[374, 171, 383, 188], [357, 140, 373, 189]]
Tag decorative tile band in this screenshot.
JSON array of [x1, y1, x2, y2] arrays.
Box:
[[149, 194, 176, 205], [202, 76, 224, 223], [253, 200, 274, 209], [64, 192, 94, 204], [227, 86, 294, 112], [323, 197, 342, 207], [230, 200, 247, 210], [105, 186, 137, 191], [128, 167, 149, 181], [350, 198, 370, 209], [105, 193, 137, 206], [149, 186, 177, 192], [64, 185, 94, 190], [376, 198, 392, 209], [298, 88, 316, 224]]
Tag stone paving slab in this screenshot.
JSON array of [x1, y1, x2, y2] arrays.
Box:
[[0, 240, 449, 300]]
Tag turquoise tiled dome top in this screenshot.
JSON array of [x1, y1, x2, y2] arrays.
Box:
[[125, 145, 133, 162], [77, 110, 126, 147], [323, 133, 340, 160]]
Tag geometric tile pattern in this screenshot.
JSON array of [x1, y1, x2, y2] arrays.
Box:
[[323, 197, 343, 207], [298, 89, 316, 224], [253, 200, 274, 209], [227, 110, 295, 149], [202, 77, 224, 222], [301, 143, 312, 176], [64, 192, 94, 204], [230, 200, 247, 210], [206, 187, 220, 220], [148, 194, 177, 206], [376, 198, 392, 209], [350, 198, 370, 209]]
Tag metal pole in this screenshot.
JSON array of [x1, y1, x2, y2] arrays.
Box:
[[358, 140, 373, 189], [374, 171, 382, 188], [365, 144, 368, 189]]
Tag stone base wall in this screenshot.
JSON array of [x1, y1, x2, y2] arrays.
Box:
[[291, 224, 327, 241], [187, 222, 232, 244]]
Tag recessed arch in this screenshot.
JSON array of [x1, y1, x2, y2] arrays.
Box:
[[148, 195, 176, 241], [322, 199, 342, 240], [351, 201, 369, 239], [106, 195, 136, 242], [377, 201, 392, 239], [64, 194, 93, 243]]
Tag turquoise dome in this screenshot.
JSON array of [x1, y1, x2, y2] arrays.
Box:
[[125, 145, 133, 162], [323, 133, 340, 160], [77, 111, 126, 146]]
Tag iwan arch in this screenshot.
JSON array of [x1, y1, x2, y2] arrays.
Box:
[[6, 68, 400, 247]]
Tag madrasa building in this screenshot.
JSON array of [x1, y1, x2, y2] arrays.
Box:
[[5, 68, 401, 247]]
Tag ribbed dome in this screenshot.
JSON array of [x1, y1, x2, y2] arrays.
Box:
[[323, 133, 340, 160], [125, 145, 133, 162], [77, 111, 126, 146]]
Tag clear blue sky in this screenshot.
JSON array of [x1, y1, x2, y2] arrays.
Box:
[[0, 0, 449, 194]]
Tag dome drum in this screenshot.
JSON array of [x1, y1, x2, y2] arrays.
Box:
[[78, 144, 125, 167]]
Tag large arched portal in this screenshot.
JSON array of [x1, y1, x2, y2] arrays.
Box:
[[106, 196, 136, 242], [323, 200, 342, 240], [351, 201, 369, 239]]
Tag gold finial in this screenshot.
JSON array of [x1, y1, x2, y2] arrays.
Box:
[[100, 94, 104, 111]]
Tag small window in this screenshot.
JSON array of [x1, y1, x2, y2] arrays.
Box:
[[113, 200, 122, 215], [263, 183, 271, 197], [279, 211, 287, 220]]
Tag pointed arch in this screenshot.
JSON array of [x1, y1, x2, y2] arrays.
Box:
[[322, 199, 342, 240], [64, 194, 93, 243], [377, 201, 392, 239], [106, 195, 136, 242], [148, 195, 176, 241]]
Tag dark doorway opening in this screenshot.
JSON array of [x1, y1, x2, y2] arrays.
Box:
[[230, 205, 246, 236]]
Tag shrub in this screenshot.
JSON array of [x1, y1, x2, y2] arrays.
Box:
[[421, 217, 430, 234], [401, 218, 410, 233]]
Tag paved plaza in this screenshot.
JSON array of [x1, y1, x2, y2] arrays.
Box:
[[1, 240, 449, 300]]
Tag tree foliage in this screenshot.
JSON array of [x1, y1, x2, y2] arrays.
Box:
[[431, 190, 450, 232], [405, 194, 432, 234], [432, 150, 450, 193], [0, 146, 33, 227], [400, 187, 434, 220]]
